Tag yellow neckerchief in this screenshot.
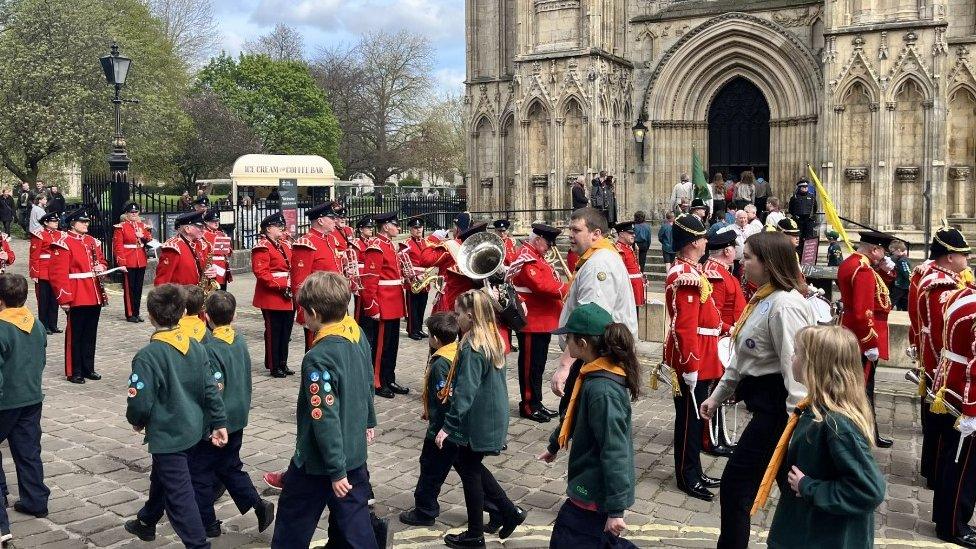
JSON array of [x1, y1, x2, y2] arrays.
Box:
[[567, 238, 617, 288], [558, 357, 628, 449], [152, 327, 190, 355], [0, 307, 34, 333], [311, 315, 361, 346], [423, 341, 459, 420], [179, 315, 207, 342], [731, 283, 776, 343], [854, 252, 892, 310], [751, 397, 812, 515], [212, 326, 235, 345]]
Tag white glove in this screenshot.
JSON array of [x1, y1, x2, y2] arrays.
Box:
[[864, 348, 880, 362], [433, 229, 449, 239], [959, 416, 976, 438], [882, 257, 895, 272], [681, 371, 698, 391]]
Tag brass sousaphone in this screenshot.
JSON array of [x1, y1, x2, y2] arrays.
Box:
[[456, 231, 527, 331]]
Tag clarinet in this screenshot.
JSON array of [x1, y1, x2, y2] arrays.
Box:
[[89, 241, 108, 305]]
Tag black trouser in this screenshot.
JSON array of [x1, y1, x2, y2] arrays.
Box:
[[122, 267, 146, 319], [261, 309, 295, 372], [717, 374, 788, 549], [65, 305, 100, 379], [517, 332, 551, 415], [549, 499, 638, 549], [413, 438, 501, 521], [1, 221, 9, 235], [272, 462, 377, 549], [453, 444, 517, 537], [674, 379, 709, 488], [406, 291, 428, 336], [863, 357, 885, 441], [34, 280, 58, 331], [934, 423, 976, 539], [636, 244, 649, 273], [189, 430, 260, 529], [137, 451, 209, 549], [0, 403, 49, 532], [890, 286, 908, 311], [367, 319, 400, 389], [922, 399, 943, 488]]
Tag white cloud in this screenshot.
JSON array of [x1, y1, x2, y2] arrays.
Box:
[[433, 67, 465, 95]]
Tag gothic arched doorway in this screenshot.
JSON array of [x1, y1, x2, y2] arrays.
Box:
[[708, 77, 770, 180]]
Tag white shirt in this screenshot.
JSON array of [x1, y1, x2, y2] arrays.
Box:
[[765, 211, 785, 228], [558, 247, 638, 349], [747, 219, 764, 235], [669, 181, 693, 212]]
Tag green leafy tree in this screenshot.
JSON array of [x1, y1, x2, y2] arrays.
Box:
[[196, 54, 342, 173], [0, 0, 189, 183]]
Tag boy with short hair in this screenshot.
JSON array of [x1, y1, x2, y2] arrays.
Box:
[[124, 284, 228, 548], [192, 291, 274, 537], [889, 240, 911, 311], [179, 285, 211, 343], [271, 271, 379, 548], [0, 274, 50, 544], [826, 230, 844, 267]]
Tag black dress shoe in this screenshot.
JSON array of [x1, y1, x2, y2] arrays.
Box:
[[700, 474, 721, 488], [519, 410, 551, 423], [84, 372, 101, 381], [704, 445, 734, 458], [484, 512, 502, 534], [398, 509, 435, 527], [944, 533, 976, 548], [67, 377, 85, 384], [124, 519, 156, 541], [375, 387, 395, 399], [254, 499, 275, 532], [417, 331, 429, 338], [13, 501, 47, 518], [282, 366, 295, 376], [539, 405, 559, 419], [499, 506, 527, 539], [388, 382, 409, 395], [444, 531, 485, 548], [876, 436, 893, 448], [679, 481, 714, 502], [204, 521, 221, 538], [270, 369, 287, 378], [45, 329, 53, 335], [136, 316, 145, 323], [408, 333, 423, 341], [126, 316, 139, 323]]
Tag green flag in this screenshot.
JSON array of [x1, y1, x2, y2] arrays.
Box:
[[692, 147, 710, 200]]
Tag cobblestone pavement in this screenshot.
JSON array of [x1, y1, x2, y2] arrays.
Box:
[[0, 238, 959, 548]]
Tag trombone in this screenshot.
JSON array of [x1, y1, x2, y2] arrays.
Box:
[[544, 246, 572, 279]]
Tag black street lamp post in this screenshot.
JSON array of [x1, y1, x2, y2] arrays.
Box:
[[99, 42, 136, 228]]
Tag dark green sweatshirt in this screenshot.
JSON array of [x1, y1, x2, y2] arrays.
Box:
[[0, 313, 46, 411], [547, 375, 635, 517], [767, 409, 885, 548], [126, 334, 227, 454], [442, 342, 509, 453], [425, 354, 452, 440], [203, 328, 251, 434], [292, 329, 377, 480]]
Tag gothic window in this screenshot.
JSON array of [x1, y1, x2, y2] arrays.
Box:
[[892, 79, 925, 226], [840, 82, 873, 224], [527, 102, 551, 178], [948, 88, 976, 215], [562, 99, 586, 177]]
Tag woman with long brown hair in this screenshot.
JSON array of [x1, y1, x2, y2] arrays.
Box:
[[700, 231, 815, 548]]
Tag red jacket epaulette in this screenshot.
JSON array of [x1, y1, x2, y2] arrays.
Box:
[[673, 272, 702, 286], [113, 223, 123, 229], [29, 229, 43, 239], [292, 237, 316, 250], [365, 240, 383, 253], [161, 237, 182, 253], [251, 239, 268, 251], [50, 235, 68, 250], [703, 269, 724, 280], [919, 270, 958, 291], [912, 262, 932, 278]]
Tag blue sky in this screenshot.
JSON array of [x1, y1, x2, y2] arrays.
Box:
[[211, 0, 466, 94]]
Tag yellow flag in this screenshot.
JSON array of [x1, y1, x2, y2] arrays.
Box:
[[807, 164, 853, 253]]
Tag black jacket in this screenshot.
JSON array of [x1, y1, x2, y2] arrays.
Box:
[[0, 196, 14, 223], [572, 184, 588, 210], [47, 193, 65, 215]]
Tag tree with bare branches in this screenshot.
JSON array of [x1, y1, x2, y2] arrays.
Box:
[[244, 23, 304, 62], [144, 0, 219, 66]]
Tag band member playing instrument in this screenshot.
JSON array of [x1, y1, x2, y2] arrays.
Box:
[[203, 210, 232, 291], [915, 227, 971, 487], [113, 202, 152, 322], [360, 212, 409, 399], [701, 228, 746, 458], [664, 214, 723, 502], [330, 205, 354, 254], [511, 223, 568, 422], [352, 215, 375, 324], [30, 212, 59, 334], [614, 221, 645, 312], [48, 208, 108, 384], [418, 212, 476, 314], [154, 212, 212, 287], [252, 213, 295, 378], [291, 202, 343, 349], [838, 231, 898, 449], [493, 219, 518, 264], [404, 217, 429, 340]]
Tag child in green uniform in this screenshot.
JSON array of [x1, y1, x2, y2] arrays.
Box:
[[271, 271, 379, 549], [190, 291, 274, 537], [764, 326, 884, 548], [538, 303, 640, 548], [179, 285, 211, 343], [434, 290, 526, 549], [0, 274, 50, 545], [825, 230, 843, 267], [124, 284, 228, 549]]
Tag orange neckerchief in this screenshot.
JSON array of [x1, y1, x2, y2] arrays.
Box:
[[567, 238, 617, 288], [152, 327, 190, 355], [311, 315, 361, 346], [179, 315, 207, 343], [730, 283, 776, 343], [422, 341, 458, 419], [0, 307, 35, 333], [212, 326, 235, 345], [557, 357, 628, 449], [751, 397, 811, 515]]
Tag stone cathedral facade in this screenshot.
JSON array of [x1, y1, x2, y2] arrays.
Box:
[[464, 0, 976, 234]]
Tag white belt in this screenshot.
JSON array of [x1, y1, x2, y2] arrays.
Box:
[[272, 272, 289, 278], [378, 280, 403, 286], [944, 350, 969, 365], [697, 327, 720, 336], [628, 273, 643, 279], [69, 272, 95, 279], [212, 255, 226, 261], [39, 254, 50, 259], [123, 244, 140, 249], [921, 327, 931, 334], [514, 286, 532, 294]]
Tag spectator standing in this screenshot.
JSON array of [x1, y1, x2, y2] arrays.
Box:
[[33, 181, 47, 201], [826, 230, 843, 266], [0, 188, 14, 235], [604, 175, 618, 225], [16, 182, 32, 231], [178, 191, 192, 211], [889, 240, 911, 311], [46, 187, 65, 216], [754, 177, 770, 220], [658, 212, 675, 270], [764, 198, 785, 229], [28, 195, 47, 234], [633, 211, 651, 273], [744, 205, 763, 235], [733, 171, 757, 210], [591, 171, 608, 216], [669, 174, 694, 214], [711, 173, 727, 223], [788, 180, 818, 251], [572, 176, 588, 210]]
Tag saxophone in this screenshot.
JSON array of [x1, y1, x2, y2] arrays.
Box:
[[89, 241, 108, 305], [198, 241, 220, 296]]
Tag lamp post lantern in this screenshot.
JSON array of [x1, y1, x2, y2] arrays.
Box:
[[99, 41, 136, 229], [632, 118, 648, 163]]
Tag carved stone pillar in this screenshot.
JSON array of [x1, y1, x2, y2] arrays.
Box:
[[949, 166, 972, 217], [895, 167, 919, 228]]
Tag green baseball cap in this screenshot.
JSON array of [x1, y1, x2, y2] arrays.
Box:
[[553, 303, 613, 336]]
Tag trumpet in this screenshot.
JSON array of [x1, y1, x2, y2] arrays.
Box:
[[411, 267, 441, 294]]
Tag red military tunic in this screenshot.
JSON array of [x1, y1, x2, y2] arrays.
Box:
[[566, 249, 579, 271], [112, 220, 151, 269], [838, 252, 893, 360], [252, 235, 294, 311], [934, 286, 976, 416], [291, 227, 342, 325], [48, 231, 106, 307], [616, 240, 645, 307], [908, 260, 934, 356], [0, 236, 14, 271], [664, 258, 723, 381], [917, 265, 962, 377], [510, 244, 568, 333], [330, 227, 349, 253], [404, 234, 429, 289], [154, 235, 208, 286], [703, 258, 746, 333], [360, 235, 406, 320], [418, 235, 473, 313], [29, 228, 57, 280], [203, 227, 232, 285], [502, 236, 518, 264]]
